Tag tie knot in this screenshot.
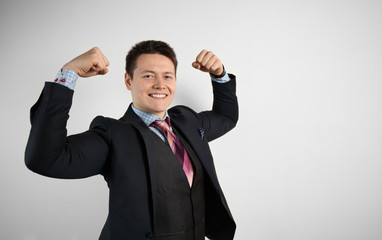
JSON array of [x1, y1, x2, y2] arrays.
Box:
[[151, 118, 171, 132]]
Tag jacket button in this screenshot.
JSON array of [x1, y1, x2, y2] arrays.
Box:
[[145, 232, 153, 239]]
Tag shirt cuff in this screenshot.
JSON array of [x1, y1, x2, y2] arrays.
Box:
[[54, 69, 79, 90], [211, 72, 230, 83]]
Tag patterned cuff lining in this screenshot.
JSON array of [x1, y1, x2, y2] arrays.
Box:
[[54, 69, 79, 90]]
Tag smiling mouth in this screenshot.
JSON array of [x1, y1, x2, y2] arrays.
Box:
[[149, 94, 167, 98]]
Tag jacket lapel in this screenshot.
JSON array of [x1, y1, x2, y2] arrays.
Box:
[[169, 113, 218, 187], [170, 114, 233, 217], [120, 104, 159, 231]]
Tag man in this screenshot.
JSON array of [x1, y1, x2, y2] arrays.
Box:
[[25, 40, 238, 240]]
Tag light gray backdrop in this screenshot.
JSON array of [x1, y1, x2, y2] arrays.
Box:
[[1, 0, 382, 239]]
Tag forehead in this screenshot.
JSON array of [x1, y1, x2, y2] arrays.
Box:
[[135, 54, 175, 72]]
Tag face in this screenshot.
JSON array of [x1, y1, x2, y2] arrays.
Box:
[[125, 54, 176, 118]]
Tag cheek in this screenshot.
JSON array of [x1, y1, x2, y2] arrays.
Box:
[[170, 82, 176, 93], [132, 83, 148, 95]]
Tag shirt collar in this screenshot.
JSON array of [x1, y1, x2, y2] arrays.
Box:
[[131, 105, 169, 127]]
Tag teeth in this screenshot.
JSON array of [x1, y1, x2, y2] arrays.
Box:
[[151, 94, 166, 98]]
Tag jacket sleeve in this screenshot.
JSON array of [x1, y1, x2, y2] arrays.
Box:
[[25, 82, 110, 179], [199, 74, 239, 142]]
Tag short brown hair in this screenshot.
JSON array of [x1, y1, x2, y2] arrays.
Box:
[[125, 40, 177, 78]]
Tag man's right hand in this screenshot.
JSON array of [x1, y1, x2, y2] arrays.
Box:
[[62, 47, 110, 78]]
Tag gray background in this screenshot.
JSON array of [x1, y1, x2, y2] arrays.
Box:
[[1, 0, 382, 239]]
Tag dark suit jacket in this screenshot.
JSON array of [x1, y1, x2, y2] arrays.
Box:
[[25, 75, 238, 240]]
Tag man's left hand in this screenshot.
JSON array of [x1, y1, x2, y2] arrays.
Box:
[[192, 50, 224, 76]]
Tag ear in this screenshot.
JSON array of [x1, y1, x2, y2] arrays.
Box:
[[125, 72, 132, 90]]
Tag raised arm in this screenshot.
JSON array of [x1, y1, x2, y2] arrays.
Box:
[[25, 47, 111, 179], [192, 50, 239, 141]]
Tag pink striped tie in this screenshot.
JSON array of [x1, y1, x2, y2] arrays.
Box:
[[151, 118, 194, 186]]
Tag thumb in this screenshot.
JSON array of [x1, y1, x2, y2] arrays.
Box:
[[192, 62, 201, 70], [91, 64, 109, 75], [99, 68, 109, 75]]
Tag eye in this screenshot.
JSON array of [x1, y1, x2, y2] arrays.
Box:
[[165, 75, 174, 80], [143, 74, 154, 79]]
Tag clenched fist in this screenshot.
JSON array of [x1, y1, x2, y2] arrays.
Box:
[[192, 50, 224, 76], [62, 47, 110, 78]]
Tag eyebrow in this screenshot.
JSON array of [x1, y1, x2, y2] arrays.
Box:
[[139, 70, 175, 75]]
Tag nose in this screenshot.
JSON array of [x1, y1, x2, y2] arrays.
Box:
[[153, 76, 165, 89]]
